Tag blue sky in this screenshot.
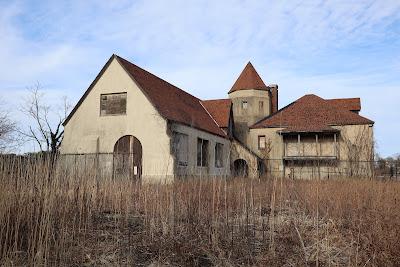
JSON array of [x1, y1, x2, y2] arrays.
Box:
[[0, 0, 399, 156]]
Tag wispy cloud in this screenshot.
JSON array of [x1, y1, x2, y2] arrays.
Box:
[[0, 0, 399, 155]]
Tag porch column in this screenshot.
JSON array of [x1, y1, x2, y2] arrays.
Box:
[[297, 134, 301, 156], [316, 133, 321, 179]]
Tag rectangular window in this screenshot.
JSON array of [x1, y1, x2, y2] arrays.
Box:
[[259, 101, 264, 111], [100, 92, 127, 116], [258, 135, 266, 149], [172, 132, 188, 166], [242, 101, 248, 109], [215, 143, 224, 168], [197, 138, 209, 167]]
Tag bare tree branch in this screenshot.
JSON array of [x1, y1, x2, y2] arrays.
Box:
[[20, 82, 71, 154]]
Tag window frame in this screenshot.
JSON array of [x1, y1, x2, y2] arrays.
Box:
[[258, 135, 266, 150], [100, 92, 127, 116], [214, 143, 224, 168], [172, 132, 189, 167], [241, 101, 248, 109], [197, 138, 209, 167]]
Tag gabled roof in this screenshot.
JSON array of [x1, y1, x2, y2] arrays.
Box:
[[251, 94, 374, 133], [64, 54, 227, 138], [327, 98, 361, 112], [229, 62, 269, 93], [201, 99, 231, 128]]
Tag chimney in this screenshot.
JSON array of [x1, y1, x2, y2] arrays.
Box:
[[269, 84, 278, 114]]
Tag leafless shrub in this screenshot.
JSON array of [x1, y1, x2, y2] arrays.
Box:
[[0, 100, 18, 153], [342, 126, 374, 177]]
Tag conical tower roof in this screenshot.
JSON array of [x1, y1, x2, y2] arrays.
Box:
[[229, 62, 268, 93]]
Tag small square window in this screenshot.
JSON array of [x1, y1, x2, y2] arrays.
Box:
[[242, 101, 248, 109]]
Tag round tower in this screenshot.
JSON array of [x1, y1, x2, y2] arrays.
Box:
[[228, 62, 277, 143]]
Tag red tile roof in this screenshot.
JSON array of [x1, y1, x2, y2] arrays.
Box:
[[229, 62, 269, 93], [251, 94, 373, 133], [327, 98, 361, 112], [116, 56, 227, 137], [64, 55, 227, 138], [201, 99, 231, 128]]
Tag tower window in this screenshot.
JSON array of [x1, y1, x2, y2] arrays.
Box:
[[258, 135, 266, 149], [242, 101, 248, 109], [259, 101, 264, 111]]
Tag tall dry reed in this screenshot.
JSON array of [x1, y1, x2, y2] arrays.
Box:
[[1, 156, 400, 266]]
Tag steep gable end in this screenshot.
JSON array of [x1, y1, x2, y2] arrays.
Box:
[[64, 54, 227, 138]]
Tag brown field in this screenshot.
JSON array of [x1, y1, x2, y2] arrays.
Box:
[[1, 159, 400, 266]]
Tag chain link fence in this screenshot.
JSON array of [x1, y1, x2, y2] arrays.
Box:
[[0, 153, 399, 180]]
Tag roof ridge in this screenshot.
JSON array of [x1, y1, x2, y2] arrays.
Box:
[[202, 98, 230, 102], [327, 97, 360, 100]]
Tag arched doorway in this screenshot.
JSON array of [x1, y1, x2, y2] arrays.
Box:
[[113, 135, 142, 179], [233, 159, 249, 177]]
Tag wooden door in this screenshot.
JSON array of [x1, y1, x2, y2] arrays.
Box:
[[114, 135, 142, 179]]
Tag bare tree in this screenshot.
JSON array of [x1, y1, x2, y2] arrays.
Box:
[[20, 83, 71, 155], [342, 126, 374, 177], [0, 101, 17, 153], [259, 137, 273, 178]]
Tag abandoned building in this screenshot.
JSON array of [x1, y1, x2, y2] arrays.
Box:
[[61, 54, 374, 181]]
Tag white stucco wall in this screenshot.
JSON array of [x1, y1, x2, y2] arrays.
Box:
[[61, 58, 174, 182]]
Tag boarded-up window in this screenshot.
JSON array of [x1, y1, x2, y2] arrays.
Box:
[[215, 143, 224, 168], [258, 135, 266, 149], [100, 93, 127, 116], [172, 132, 188, 166], [242, 101, 248, 109], [197, 138, 209, 167]]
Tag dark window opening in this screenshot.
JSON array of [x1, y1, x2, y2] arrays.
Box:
[[259, 101, 264, 111], [197, 138, 209, 167], [215, 143, 224, 168]]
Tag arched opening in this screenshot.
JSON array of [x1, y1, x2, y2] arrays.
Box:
[[233, 159, 249, 177], [113, 135, 142, 179]]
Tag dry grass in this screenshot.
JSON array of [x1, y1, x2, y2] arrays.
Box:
[[1, 157, 400, 266]]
